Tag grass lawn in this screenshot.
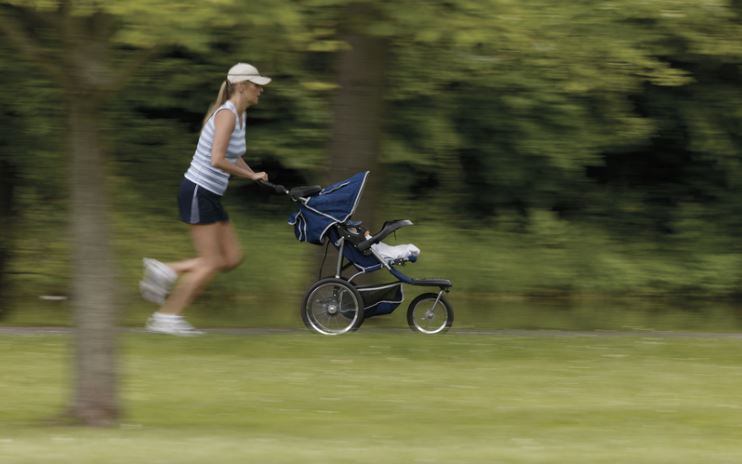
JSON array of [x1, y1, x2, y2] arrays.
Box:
[[2, 331, 742, 463]]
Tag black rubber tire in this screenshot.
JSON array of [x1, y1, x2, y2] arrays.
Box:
[[406, 293, 453, 334], [301, 278, 364, 335]]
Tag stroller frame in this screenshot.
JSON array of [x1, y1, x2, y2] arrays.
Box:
[[305, 221, 454, 335], [268, 171, 454, 335]]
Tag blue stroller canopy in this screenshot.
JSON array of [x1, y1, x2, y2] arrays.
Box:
[[289, 171, 369, 245]]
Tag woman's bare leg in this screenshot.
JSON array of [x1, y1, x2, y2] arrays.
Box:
[[163, 258, 201, 275], [158, 223, 226, 315], [163, 222, 242, 274], [217, 221, 244, 271]]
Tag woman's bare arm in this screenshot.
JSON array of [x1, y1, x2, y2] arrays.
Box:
[[210, 111, 266, 181]]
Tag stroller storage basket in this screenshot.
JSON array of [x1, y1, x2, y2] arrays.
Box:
[[356, 282, 404, 318]]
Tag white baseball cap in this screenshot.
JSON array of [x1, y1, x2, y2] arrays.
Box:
[[227, 63, 271, 86]]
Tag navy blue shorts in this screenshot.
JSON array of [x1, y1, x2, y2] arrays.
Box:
[[178, 178, 229, 224]]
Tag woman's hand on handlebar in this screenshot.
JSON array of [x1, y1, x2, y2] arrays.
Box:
[[252, 171, 269, 182]]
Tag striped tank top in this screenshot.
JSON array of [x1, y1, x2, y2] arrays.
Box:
[[184, 100, 246, 195]]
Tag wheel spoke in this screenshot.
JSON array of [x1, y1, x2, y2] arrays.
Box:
[[304, 280, 362, 335], [408, 294, 451, 335], [419, 301, 444, 331]]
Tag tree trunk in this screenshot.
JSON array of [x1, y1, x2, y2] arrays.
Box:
[[316, 4, 388, 279], [65, 95, 120, 426], [61, 10, 120, 424], [0, 159, 16, 319], [326, 3, 388, 230]]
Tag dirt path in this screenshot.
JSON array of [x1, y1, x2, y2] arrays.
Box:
[[2, 326, 742, 338]]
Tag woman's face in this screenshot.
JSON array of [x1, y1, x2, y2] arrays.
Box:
[[241, 81, 263, 106]]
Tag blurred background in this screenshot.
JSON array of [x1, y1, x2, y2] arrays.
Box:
[[2, 0, 742, 330]]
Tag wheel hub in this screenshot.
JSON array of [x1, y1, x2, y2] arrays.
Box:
[[326, 301, 339, 315]]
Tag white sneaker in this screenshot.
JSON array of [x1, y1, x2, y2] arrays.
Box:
[[146, 314, 204, 336], [139, 280, 167, 305], [140, 258, 177, 304]]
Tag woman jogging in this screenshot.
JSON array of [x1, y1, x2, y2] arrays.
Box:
[[140, 62, 271, 335]]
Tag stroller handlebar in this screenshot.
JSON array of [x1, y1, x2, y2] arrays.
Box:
[[258, 180, 289, 195], [259, 180, 324, 201]]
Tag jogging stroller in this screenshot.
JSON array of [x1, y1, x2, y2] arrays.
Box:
[[266, 171, 453, 335]]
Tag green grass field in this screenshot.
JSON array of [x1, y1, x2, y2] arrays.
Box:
[[2, 331, 742, 463]]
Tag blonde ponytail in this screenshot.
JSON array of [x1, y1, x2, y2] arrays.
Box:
[[202, 80, 233, 127]]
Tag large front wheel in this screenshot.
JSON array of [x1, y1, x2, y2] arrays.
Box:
[[407, 293, 453, 334], [301, 278, 364, 335]]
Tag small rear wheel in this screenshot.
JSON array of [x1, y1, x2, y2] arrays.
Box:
[[301, 278, 364, 335], [406, 293, 453, 334]]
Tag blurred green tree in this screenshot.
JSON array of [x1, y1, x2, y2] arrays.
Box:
[[0, 0, 314, 426], [374, 0, 741, 234]]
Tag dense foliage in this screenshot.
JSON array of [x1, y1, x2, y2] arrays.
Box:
[[2, 0, 742, 302]]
